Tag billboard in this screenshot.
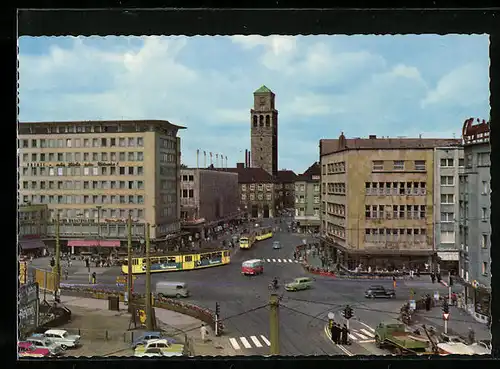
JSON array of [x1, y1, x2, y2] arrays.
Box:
[[18, 282, 39, 338]]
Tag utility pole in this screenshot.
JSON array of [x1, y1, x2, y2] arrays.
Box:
[[269, 293, 280, 355], [145, 223, 153, 330], [54, 213, 61, 301], [448, 271, 452, 305], [96, 205, 102, 256], [127, 211, 133, 312]]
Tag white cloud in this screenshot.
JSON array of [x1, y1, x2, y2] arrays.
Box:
[[421, 63, 488, 108]]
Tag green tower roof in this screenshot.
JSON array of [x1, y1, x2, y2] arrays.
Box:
[[254, 85, 273, 94]]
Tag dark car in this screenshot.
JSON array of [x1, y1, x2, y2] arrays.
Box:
[[365, 285, 396, 299]]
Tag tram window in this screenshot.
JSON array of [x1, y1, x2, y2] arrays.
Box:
[[167, 257, 176, 263], [223, 251, 229, 257], [159, 257, 167, 263], [216, 252, 222, 257], [184, 255, 192, 262]]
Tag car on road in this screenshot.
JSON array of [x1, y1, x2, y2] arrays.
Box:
[[135, 347, 170, 357], [26, 337, 64, 356], [272, 241, 281, 249], [43, 329, 81, 349], [364, 285, 396, 299], [156, 281, 190, 298], [131, 331, 176, 349], [18, 342, 51, 358], [133, 339, 185, 357], [285, 277, 314, 291]]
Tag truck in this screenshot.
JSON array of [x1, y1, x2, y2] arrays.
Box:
[[374, 321, 431, 355]]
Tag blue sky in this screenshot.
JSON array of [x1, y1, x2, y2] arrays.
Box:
[[18, 35, 490, 173]]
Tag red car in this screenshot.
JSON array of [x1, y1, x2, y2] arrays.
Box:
[[18, 342, 51, 358]]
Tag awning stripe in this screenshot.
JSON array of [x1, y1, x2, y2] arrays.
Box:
[[67, 240, 121, 247]]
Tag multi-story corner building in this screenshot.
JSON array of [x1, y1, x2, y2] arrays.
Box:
[[18, 204, 49, 255], [433, 145, 464, 273], [225, 163, 275, 218], [275, 170, 297, 211], [294, 162, 321, 233], [18, 120, 184, 253], [319, 133, 460, 271], [179, 168, 239, 239], [458, 118, 491, 323]]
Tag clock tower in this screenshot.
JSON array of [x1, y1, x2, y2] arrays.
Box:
[[250, 85, 278, 175]]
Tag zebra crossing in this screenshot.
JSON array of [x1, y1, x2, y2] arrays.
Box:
[[228, 335, 271, 350], [262, 258, 300, 263], [325, 322, 376, 344]]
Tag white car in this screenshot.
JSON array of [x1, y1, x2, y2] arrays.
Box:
[[26, 337, 64, 356], [44, 329, 81, 349], [134, 348, 168, 357], [134, 339, 184, 357]]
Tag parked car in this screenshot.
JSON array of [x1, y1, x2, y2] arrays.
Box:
[[131, 331, 176, 349], [135, 347, 170, 357], [285, 277, 314, 292], [26, 337, 64, 356], [272, 241, 281, 249], [18, 342, 51, 358], [43, 329, 81, 349], [364, 285, 396, 299], [133, 339, 185, 357]]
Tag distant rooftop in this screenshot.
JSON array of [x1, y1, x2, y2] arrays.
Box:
[[19, 119, 186, 130]]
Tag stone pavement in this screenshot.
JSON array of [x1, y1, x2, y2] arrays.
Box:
[[56, 294, 237, 356], [413, 305, 491, 341]]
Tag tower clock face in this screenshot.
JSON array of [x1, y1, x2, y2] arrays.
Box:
[[259, 97, 266, 106]]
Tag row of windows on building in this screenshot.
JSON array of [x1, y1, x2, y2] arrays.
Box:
[[323, 183, 346, 195], [22, 180, 145, 191], [372, 160, 426, 171], [20, 137, 145, 149], [364, 228, 428, 243], [295, 195, 320, 204], [181, 189, 194, 198], [181, 174, 195, 182], [296, 208, 320, 217], [22, 151, 145, 163], [21, 194, 145, 205], [241, 183, 273, 192], [242, 193, 272, 201], [275, 183, 293, 190], [160, 138, 177, 150], [324, 223, 346, 239], [159, 152, 177, 163], [21, 165, 144, 177], [252, 114, 273, 127], [324, 202, 346, 217], [322, 161, 346, 175], [43, 208, 145, 220], [295, 184, 320, 192], [365, 181, 427, 196], [458, 202, 489, 222], [365, 205, 427, 220]]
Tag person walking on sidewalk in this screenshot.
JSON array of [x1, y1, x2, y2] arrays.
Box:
[[91, 271, 97, 284], [200, 323, 209, 343]]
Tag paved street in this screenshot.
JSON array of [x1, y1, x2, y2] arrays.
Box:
[[29, 219, 460, 356]]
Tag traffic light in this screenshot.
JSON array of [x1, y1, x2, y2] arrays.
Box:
[[343, 305, 353, 320], [449, 276, 454, 286], [215, 302, 220, 317], [50, 259, 55, 267], [442, 301, 449, 314]]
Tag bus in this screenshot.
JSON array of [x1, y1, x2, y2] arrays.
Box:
[[121, 248, 231, 274], [255, 226, 273, 241], [239, 234, 255, 249]]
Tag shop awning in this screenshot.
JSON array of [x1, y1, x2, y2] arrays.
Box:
[[19, 239, 46, 250], [67, 240, 121, 247]]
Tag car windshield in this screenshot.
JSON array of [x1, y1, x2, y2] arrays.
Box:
[[61, 332, 68, 338]]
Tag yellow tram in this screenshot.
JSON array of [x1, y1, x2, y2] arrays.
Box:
[[239, 234, 255, 249], [255, 226, 273, 241], [121, 248, 231, 274]]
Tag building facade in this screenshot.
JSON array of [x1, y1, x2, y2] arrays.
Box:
[[458, 118, 491, 323], [250, 85, 278, 175], [180, 168, 239, 222], [18, 120, 184, 252], [275, 170, 297, 211], [294, 162, 321, 233], [18, 204, 49, 255], [433, 146, 464, 273], [319, 133, 461, 271]]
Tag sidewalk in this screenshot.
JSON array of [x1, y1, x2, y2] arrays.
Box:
[[58, 293, 237, 356], [413, 305, 491, 341]]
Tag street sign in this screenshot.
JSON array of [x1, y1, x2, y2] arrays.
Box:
[[443, 313, 450, 321]]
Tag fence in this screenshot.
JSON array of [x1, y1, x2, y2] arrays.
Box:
[[34, 268, 57, 293]]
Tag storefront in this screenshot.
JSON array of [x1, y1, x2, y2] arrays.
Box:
[[19, 236, 47, 257], [436, 250, 460, 275], [66, 239, 121, 255], [473, 284, 491, 324]]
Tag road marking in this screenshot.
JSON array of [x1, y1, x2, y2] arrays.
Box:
[[282, 259, 288, 263], [324, 324, 354, 356], [239, 337, 252, 349], [288, 259, 294, 262], [360, 328, 375, 337], [358, 339, 376, 344], [353, 332, 368, 340], [260, 335, 271, 346], [277, 259, 282, 262], [229, 338, 241, 350], [272, 259, 276, 262], [359, 321, 375, 332], [348, 333, 357, 341], [250, 336, 263, 348], [266, 259, 271, 262]]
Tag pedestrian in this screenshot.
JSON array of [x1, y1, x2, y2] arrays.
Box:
[[425, 294, 431, 311], [64, 268, 69, 280], [467, 328, 475, 345], [341, 324, 349, 345], [330, 323, 338, 344], [91, 271, 97, 284], [393, 276, 397, 289], [200, 323, 209, 343], [416, 269, 420, 278], [334, 323, 341, 344], [431, 273, 435, 284]]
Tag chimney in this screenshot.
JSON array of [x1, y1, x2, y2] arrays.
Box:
[[245, 149, 248, 167], [369, 135, 376, 139], [249, 151, 252, 167], [237, 162, 244, 169]]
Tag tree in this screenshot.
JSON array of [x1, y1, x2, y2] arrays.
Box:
[[180, 164, 188, 169]]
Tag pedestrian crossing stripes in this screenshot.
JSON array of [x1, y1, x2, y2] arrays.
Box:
[[264, 258, 299, 263], [228, 335, 271, 350], [325, 323, 375, 344]]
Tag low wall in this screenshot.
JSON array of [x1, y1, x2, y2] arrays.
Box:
[[59, 285, 219, 333]]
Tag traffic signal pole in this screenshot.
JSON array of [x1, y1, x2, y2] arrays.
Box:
[[269, 293, 280, 355], [54, 213, 61, 300], [145, 223, 153, 330], [127, 212, 133, 312]]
